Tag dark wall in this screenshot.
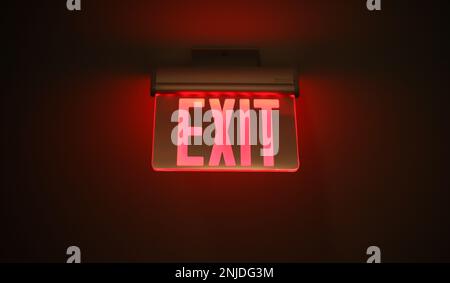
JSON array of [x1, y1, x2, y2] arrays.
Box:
[[2, 0, 450, 262]]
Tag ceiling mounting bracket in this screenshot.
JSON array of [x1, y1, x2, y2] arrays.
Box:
[[151, 48, 299, 97]]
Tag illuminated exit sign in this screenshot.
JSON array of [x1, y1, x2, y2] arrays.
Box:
[[151, 91, 299, 172]]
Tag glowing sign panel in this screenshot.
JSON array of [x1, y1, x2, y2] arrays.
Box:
[[152, 92, 299, 172]]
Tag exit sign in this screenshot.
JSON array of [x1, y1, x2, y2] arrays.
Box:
[[151, 91, 299, 172]]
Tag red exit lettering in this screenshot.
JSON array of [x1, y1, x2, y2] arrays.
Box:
[[171, 98, 280, 167]]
